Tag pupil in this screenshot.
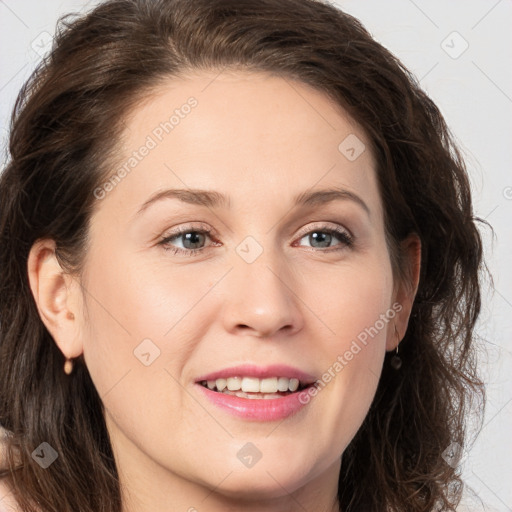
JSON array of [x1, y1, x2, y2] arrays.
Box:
[[183, 232, 204, 249], [310, 231, 331, 248]]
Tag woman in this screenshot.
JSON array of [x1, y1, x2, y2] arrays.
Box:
[[0, 0, 486, 510]]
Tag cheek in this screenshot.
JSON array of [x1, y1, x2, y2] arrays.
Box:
[[79, 246, 218, 399], [305, 257, 393, 447], [308, 254, 394, 346], [78, 253, 202, 450], [330, 257, 393, 379]]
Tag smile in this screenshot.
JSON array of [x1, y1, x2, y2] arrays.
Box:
[[195, 365, 318, 421], [199, 375, 310, 398]]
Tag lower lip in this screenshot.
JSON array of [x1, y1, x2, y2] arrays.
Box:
[[196, 384, 313, 421]]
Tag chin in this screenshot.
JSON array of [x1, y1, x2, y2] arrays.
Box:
[[200, 458, 314, 500], [208, 474, 303, 501]]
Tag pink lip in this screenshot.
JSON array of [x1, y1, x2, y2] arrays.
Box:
[[196, 384, 314, 421], [195, 364, 317, 384], [194, 364, 318, 421]]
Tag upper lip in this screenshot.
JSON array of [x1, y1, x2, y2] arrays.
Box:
[[195, 364, 317, 385]]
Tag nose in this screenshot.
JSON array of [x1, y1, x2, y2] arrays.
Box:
[[221, 247, 304, 339]]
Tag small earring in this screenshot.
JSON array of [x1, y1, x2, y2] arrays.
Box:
[[64, 358, 74, 375], [390, 325, 402, 370]]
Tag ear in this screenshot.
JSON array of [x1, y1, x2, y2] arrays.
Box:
[[27, 238, 84, 359], [386, 233, 421, 351]]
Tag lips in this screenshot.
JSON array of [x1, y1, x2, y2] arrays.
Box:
[[194, 364, 318, 421]]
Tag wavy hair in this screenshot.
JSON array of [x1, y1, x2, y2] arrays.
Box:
[[0, 0, 487, 510]]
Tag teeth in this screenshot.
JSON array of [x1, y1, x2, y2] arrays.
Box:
[[260, 377, 278, 393], [226, 377, 242, 391], [277, 377, 289, 392], [289, 378, 299, 392], [221, 389, 287, 399], [216, 378, 227, 391], [241, 377, 260, 393], [205, 376, 306, 394]]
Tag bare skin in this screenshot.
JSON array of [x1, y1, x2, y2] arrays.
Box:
[[28, 70, 420, 512]]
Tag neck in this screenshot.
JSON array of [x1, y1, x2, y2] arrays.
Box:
[[119, 463, 342, 512], [113, 435, 342, 512]]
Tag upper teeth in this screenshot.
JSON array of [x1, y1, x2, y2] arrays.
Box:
[[205, 376, 301, 393]]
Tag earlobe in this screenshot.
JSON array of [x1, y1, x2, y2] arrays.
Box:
[[386, 233, 421, 351], [27, 239, 84, 359]]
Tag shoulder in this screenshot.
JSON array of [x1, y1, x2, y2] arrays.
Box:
[[0, 427, 20, 512], [0, 477, 20, 512]]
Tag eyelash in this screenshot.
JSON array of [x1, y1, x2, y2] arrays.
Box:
[[158, 223, 354, 257]]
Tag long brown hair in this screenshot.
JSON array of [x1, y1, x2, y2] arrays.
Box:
[[0, 0, 487, 510]]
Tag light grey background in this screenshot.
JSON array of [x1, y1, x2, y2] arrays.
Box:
[[0, 1, 510, 510]]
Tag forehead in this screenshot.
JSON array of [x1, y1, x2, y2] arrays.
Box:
[[91, 69, 382, 224]]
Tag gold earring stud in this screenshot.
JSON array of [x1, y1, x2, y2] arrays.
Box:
[[64, 358, 74, 375]]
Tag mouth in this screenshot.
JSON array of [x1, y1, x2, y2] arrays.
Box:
[[194, 365, 318, 421], [198, 376, 312, 399]]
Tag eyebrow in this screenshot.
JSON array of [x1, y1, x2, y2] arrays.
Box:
[[135, 186, 370, 216]]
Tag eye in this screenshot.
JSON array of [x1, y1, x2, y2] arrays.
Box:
[[295, 224, 354, 252], [158, 222, 354, 257], [158, 224, 217, 256]]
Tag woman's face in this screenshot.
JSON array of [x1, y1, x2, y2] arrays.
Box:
[[66, 71, 414, 507]]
